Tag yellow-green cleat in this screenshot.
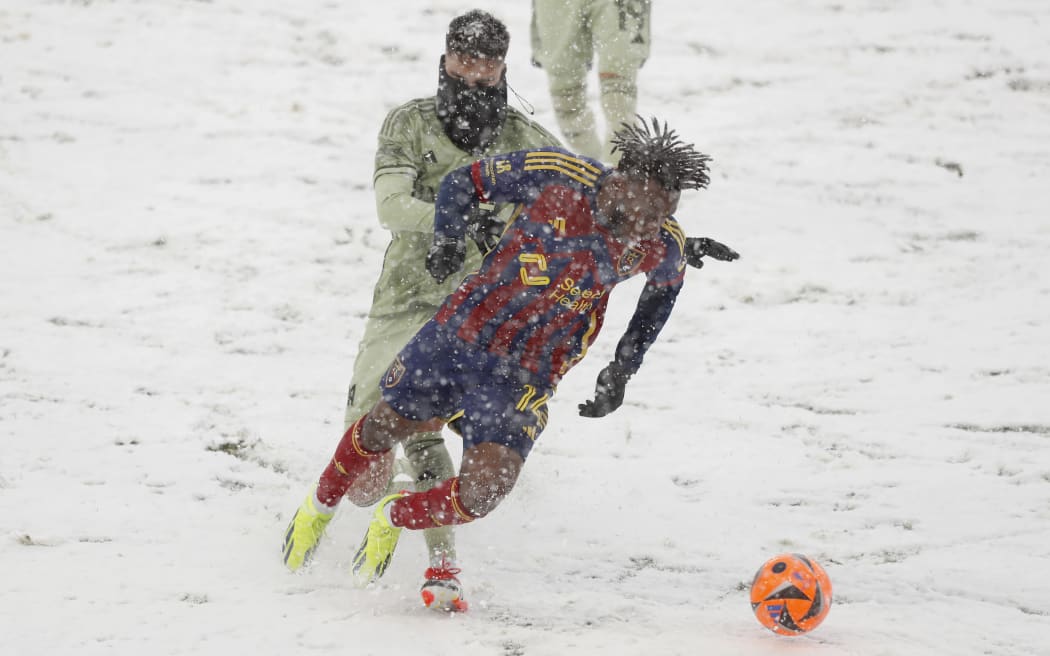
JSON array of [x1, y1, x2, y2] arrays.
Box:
[[282, 490, 334, 571], [350, 492, 407, 587]]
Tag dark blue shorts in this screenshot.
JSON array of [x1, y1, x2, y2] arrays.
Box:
[[380, 320, 553, 459]]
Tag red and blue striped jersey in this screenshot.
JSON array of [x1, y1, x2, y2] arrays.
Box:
[[433, 148, 687, 385]]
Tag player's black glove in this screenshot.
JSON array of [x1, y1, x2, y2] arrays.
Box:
[[684, 237, 740, 270], [426, 237, 466, 283], [465, 202, 504, 254], [578, 361, 631, 418]]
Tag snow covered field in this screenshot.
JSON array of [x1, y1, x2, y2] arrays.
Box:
[[2, 1, 1049, 654]]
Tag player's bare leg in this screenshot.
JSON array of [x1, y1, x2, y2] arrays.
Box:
[[456, 442, 523, 518]]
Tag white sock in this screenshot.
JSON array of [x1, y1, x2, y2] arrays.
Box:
[[313, 490, 338, 515]]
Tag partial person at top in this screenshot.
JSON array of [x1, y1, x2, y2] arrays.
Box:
[[531, 0, 651, 162]]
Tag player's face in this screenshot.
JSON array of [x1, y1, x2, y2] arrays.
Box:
[[599, 175, 680, 244], [444, 51, 506, 88]]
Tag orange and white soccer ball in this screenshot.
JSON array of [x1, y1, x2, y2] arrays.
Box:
[[749, 553, 832, 635]]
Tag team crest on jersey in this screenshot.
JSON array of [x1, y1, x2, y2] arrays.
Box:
[[618, 247, 647, 275], [383, 357, 407, 388]]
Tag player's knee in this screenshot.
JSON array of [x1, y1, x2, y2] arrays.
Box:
[[599, 71, 637, 92], [456, 485, 507, 519], [402, 432, 448, 458], [550, 80, 587, 105], [457, 463, 522, 517], [361, 402, 410, 450]]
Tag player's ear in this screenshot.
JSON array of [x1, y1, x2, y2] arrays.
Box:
[[596, 173, 620, 213], [600, 172, 626, 198]]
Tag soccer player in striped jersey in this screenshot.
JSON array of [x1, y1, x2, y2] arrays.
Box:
[[287, 117, 726, 605]]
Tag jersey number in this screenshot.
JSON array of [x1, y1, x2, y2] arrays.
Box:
[[518, 253, 550, 286]]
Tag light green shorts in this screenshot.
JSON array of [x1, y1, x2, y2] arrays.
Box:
[[532, 0, 651, 78]]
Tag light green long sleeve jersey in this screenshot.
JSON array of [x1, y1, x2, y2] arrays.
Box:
[[368, 97, 561, 318]]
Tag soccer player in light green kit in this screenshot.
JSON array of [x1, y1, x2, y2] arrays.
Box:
[[283, 8, 740, 613]]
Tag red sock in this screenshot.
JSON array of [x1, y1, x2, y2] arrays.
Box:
[[316, 414, 390, 507], [389, 478, 478, 529]]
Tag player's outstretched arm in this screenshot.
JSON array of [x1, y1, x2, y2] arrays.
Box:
[[578, 281, 681, 418]]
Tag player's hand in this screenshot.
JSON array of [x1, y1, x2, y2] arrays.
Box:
[[465, 202, 505, 254], [426, 238, 466, 283], [578, 362, 631, 418], [684, 237, 740, 270]]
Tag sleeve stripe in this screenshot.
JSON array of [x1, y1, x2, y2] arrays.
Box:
[[523, 164, 597, 187], [662, 220, 687, 253], [378, 104, 409, 139], [378, 98, 427, 139], [522, 156, 601, 181], [524, 150, 602, 174], [373, 165, 416, 184], [505, 111, 563, 147]]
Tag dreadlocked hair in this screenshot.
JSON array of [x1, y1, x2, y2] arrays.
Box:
[[611, 116, 712, 191]]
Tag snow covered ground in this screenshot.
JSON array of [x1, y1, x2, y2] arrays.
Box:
[[2, 1, 1049, 654]]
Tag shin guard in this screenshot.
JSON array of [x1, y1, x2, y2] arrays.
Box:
[[316, 414, 390, 507]]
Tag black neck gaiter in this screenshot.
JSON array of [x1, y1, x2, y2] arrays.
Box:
[[435, 55, 508, 154]]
